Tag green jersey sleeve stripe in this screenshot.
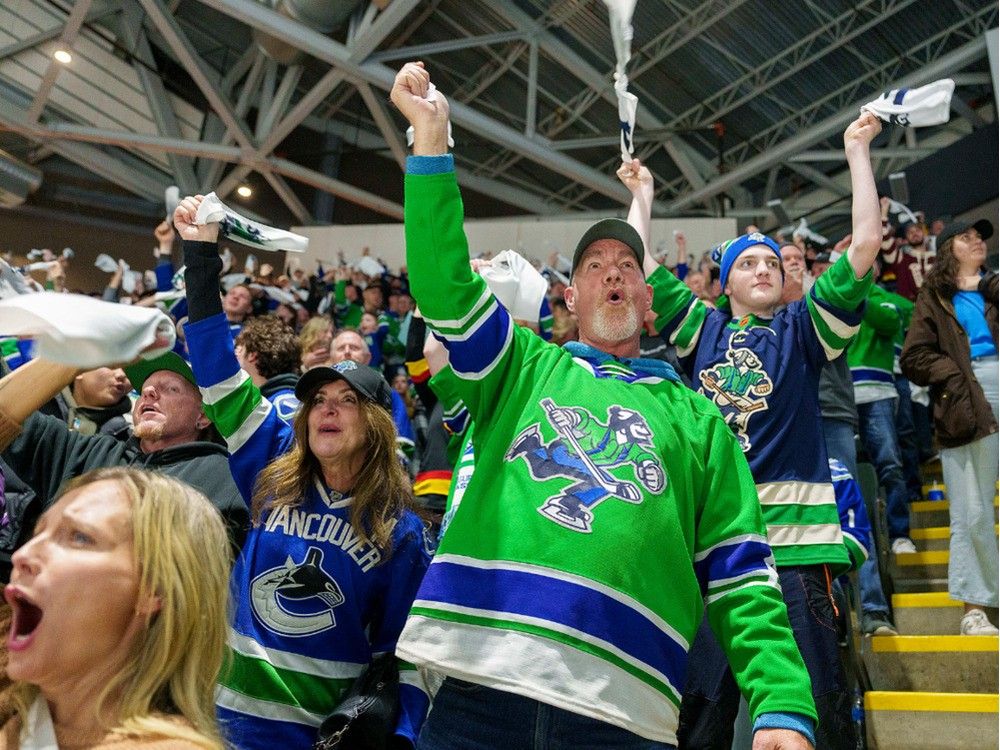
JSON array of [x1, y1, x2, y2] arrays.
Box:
[[222, 398, 273, 453], [200, 368, 250, 406], [201, 374, 267, 442], [705, 575, 782, 605], [423, 285, 495, 334]]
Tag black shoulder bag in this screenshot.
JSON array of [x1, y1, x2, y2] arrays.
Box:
[[314, 652, 401, 750]]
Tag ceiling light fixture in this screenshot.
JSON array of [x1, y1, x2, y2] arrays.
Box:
[[53, 49, 72, 64], [236, 185, 252, 198]]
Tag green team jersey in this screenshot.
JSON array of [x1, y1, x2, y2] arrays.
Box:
[[394, 156, 815, 744]]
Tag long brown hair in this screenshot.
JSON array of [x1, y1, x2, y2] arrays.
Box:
[[251, 383, 413, 555], [924, 236, 961, 298]]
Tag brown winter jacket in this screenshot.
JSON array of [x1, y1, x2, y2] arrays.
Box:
[[900, 272, 998, 448]]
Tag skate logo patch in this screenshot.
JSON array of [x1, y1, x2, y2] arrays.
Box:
[[506, 398, 666, 533], [250, 547, 345, 637], [698, 346, 773, 451]]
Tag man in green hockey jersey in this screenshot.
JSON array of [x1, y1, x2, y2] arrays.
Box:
[[390, 61, 816, 750]]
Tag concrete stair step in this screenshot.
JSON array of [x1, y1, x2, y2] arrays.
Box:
[[891, 549, 949, 583], [862, 635, 998, 693], [892, 592, 963, 635], [865, 691, 998, 750], [912, 525, 999, 552], [892, 577, 948, 593], [910, 500, 951, 529], [910, 498, 999, 529], [911, 527, 951, 551]]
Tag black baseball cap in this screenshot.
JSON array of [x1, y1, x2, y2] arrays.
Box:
[[936, 219, 994, 250], [295, 360, 393, 411], [124, 351, 197, 391], [570, 218, 645, 279]]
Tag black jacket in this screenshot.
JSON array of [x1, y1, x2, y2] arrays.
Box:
[[1, 412, 249, 578]]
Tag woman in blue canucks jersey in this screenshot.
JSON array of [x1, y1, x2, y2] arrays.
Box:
[[171, 195, 433, 750]]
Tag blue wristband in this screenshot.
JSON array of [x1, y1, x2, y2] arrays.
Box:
[[753, 711, 815, 747], [406, 154, 454, 175]]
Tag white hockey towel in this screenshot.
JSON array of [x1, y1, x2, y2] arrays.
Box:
[[195, 192, 308, 253], [861, 79, 954, 127], [0, 292, 175, 368]]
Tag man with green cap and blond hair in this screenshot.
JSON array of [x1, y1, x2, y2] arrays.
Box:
[[0, 350, 247, 563]]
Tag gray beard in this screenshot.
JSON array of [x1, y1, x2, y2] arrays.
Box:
[[590, 303, 640, 344]]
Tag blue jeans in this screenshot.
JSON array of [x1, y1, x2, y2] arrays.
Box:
[[821, 417, 858, 479], [857, 398, 910, 540], [822, 417, 892, 615], [678, 565, 854, 750], [416, 679, 674, 750]]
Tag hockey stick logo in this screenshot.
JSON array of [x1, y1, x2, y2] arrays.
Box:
[[506, 398, 665, 533]]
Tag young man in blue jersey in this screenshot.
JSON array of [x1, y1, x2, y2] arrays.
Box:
[[391, 61, 815, 750], [624, 111, 883, 748]]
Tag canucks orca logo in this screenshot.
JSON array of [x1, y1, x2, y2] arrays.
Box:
[[250, 547, 345, 637], [506, 398, 666, 534], [699, 344, 774, 451]]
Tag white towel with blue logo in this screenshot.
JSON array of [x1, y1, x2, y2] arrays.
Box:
[[603, 0, 639, 164], [861, 79, 954, 127], [195, 192, 308, 253]]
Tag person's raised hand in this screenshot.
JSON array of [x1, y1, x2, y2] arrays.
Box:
[[154, 220, 175, 250], [390, 61, 450, 155], [844, 111, 881, 153], [173, 195, 219, 244], [616, 159, 653, 200]]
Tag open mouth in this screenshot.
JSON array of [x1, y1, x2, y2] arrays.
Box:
[[607, 290, 624, 303], [5, 587, 42, 649]]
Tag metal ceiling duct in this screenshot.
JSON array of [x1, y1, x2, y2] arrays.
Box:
[[254, 0, 363, 65], [0, 149, 42, 208]]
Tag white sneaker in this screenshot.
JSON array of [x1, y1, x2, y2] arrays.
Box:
[[891, 537, 917, 554], [960, 608, 999, 635]]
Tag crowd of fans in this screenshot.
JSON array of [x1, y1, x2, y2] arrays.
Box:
[[0, 60, 994, 750]]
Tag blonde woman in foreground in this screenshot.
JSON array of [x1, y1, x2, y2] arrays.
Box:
[[0, 467, 231, 749]]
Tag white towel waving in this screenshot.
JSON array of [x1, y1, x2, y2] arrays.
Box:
[[603, 0, 639, 163], [195, 192, 308, 253], [0, 292, 175, 368], [478, 250, 548, 324], [861, 79, 954, 128]]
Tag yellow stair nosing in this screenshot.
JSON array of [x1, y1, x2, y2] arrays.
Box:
[[912, 498, 1000, 511], [911, 500, 949, 512], [895, 550, 950, 565], [910, 525, 999, 539], [910, 527, 951, 540], [892, 592, 961, 608], [865, 691, 999, 713], [870, 634, 999, 653]]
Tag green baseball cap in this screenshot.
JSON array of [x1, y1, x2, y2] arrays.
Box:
[[124, 351, 196, 391]]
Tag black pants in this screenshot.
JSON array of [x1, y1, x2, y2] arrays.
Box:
[[677, 564, 855, 750]]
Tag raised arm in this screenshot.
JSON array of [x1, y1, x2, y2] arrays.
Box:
[[843, 113, 883, 279], [173, 196, 292, 503], [617, 159, 657, 278]]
